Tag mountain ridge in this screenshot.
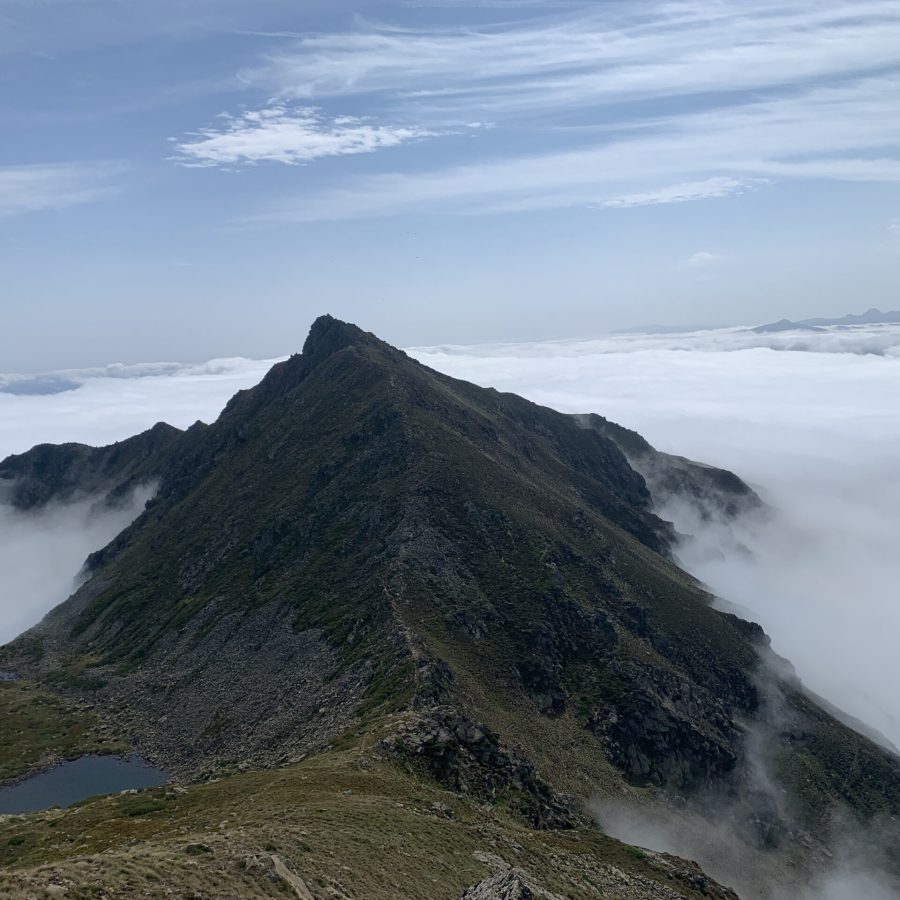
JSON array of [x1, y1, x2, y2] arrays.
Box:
[[1, 315, 898, 898]]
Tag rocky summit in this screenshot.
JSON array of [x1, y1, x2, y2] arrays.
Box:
[[1, 316, 898, 899]]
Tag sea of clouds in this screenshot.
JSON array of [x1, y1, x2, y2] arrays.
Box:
[[1, 324, 899, 750]]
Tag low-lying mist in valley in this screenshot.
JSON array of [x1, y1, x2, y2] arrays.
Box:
[[0, 487, 155, 645]]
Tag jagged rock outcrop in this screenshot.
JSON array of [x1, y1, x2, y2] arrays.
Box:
[[456, 853, 742, 900], [0, 421, 182, 511], [458, 870, 536, 900], [384, 707, 579, 829]]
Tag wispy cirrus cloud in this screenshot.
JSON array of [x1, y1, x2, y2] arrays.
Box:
[[172, 104, 435, 167], [203, 0, 900, 221], [243, 1, 900, 120], [241, 68, 900, 222], [600, 177, 761, 209], [0, 163, 119, 217]]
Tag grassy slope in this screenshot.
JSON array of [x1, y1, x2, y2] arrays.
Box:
[[0, 739, 735, 900], [0, 681, 125, 782]]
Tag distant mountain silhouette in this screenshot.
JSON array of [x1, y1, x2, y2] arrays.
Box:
[[753, 307, 900, 333]]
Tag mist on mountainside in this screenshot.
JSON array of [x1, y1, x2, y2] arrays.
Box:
[[660, 462, 900, 749], [595, 790, 900, 900], [412, 324, 900, 899], [0, 486, 155, 645], [411, 324, 900, 752]]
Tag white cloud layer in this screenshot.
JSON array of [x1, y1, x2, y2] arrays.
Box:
[[0, 357, 278, 461], [246, 2, 900, 115], [248, 71, 900, 220], [416, 322, 900, 358], [0, 488, 155, 645], [679, 250, 726, 269], [173, 105, 433, 167], [600, 177, 757, 209]]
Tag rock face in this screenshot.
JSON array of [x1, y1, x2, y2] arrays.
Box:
[[91, 599, 371, 778], [458, 870, 536, 900], [2, 315, 899, 890], [456, 854, 742, 900]]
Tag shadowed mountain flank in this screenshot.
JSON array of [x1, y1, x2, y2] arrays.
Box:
[[0, 422, 182, 512], [1, 316, 898, 897]]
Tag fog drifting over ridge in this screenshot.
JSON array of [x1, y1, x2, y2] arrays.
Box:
[[1, 324, 899, 756], [412, 325, 900, 750], [415, 323, 900, 899]]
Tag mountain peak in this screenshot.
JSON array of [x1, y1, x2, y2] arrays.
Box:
[[217, 316, 394, 423], [301, 314, 376, 363], [278, 313, 404, 386]]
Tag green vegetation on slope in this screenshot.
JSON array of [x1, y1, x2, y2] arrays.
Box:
[[0, 742, 736, 900], [0, 681, 124, 782]]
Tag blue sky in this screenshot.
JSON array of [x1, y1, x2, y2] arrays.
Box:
[[2, 0, 900, 370]]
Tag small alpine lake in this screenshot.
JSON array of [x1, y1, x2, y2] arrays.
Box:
[[0, 755, 169, 815]]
